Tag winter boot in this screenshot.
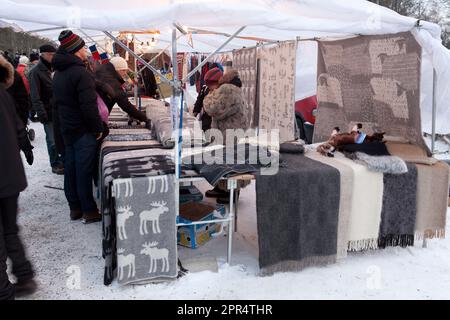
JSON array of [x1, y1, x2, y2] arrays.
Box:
[[70, 210, 82, 221], [14, 279, 37, 298], [205, 186, 229, 198], [52, 165, 64, 175], [82, 210, 102, 224]]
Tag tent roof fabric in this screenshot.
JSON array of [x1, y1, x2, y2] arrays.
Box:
[[0, 0, 442, 39], [1, 0, 449, 134]]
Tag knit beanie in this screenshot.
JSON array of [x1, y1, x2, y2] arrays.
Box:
[[110, 56, 128, 71], [58, 30, 85, 54], [19, 55, 29, 65], [204, 67, 223, 86]]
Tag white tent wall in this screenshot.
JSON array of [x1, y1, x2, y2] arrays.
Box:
[[1, 0, 449, 132], [413, 28, 450, 135]]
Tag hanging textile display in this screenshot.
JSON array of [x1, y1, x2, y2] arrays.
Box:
[[258, 41, 297, 142], [177, 53, 185, 82], [112, 175, 178, 285], [233, 47, 258, 128], [314, 32, 425, 152]]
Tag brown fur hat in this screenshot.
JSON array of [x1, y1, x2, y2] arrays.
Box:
[[218, 68, 240, 86], [0, 55, 14, 89]]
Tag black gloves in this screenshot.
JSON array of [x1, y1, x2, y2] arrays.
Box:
[[23, 148, 34, 165]]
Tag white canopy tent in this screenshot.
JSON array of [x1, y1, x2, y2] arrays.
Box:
[[1, 0, 449, 136]]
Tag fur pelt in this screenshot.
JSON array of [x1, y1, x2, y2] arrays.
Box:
[[0, 55, 14, 89], [348, 152, 408, 174], [317, 126, 386, 157]]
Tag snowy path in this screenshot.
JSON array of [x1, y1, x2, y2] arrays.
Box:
[[14, 122, 450, 299]]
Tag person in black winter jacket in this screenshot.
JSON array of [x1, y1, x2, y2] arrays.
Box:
[[6, 69, 31, 126], [0, 55, 36, 301], [95, 57, 149, 125], [29, 44, 65, 175], [52, 30, 104, 224]]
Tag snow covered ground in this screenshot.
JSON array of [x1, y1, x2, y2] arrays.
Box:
[[13, 122, 450, 300]]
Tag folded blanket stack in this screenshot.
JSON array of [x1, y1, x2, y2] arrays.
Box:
[[146, 106, 205, 148], [185, 144, 274, 187], [102, 151, 175, 285]]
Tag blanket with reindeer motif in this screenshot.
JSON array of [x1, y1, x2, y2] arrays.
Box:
[[112, 175, 177, 285]]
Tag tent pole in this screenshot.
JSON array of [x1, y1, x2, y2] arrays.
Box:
[[172, 27, 181, 257], [431, 68, 437, 154], [79, 29, 108, 53], [133, 35, 139, 111], [182, 26, 246, 84], [172, 27, 181, 180], [103, 31, 172, 85], [138, 35, 184, 74]]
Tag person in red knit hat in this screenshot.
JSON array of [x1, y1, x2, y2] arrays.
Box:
[[193, 67, 223, 132]]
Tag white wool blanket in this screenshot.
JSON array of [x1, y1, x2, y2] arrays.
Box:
[[333, 152, 384, 251]]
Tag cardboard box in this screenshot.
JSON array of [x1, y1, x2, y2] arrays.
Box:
[[179, 185, 203, 204], [177, 202, 226, 249]]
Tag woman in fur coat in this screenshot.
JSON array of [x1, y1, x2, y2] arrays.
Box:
[[203, 68, 249, 143], [203, 69, 250, 203]]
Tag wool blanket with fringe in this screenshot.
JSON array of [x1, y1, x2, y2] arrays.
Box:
[[255, 153, 340, 275], [415, 162, 449, 239], [305, 150, 354, 260], [386, 142, 437, 166], [378, 163, 417, 248], [332, 152, 384, 251]]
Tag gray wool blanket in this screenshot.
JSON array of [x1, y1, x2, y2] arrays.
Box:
[[378, 163, 418, 248], [113, 175, 177, 285], [255, 153, 340, 275]]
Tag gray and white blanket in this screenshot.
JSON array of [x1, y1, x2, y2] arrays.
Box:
[[112, 175, 177, 285]]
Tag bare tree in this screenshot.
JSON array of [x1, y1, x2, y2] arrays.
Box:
[[369, 0, 450, 48]]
